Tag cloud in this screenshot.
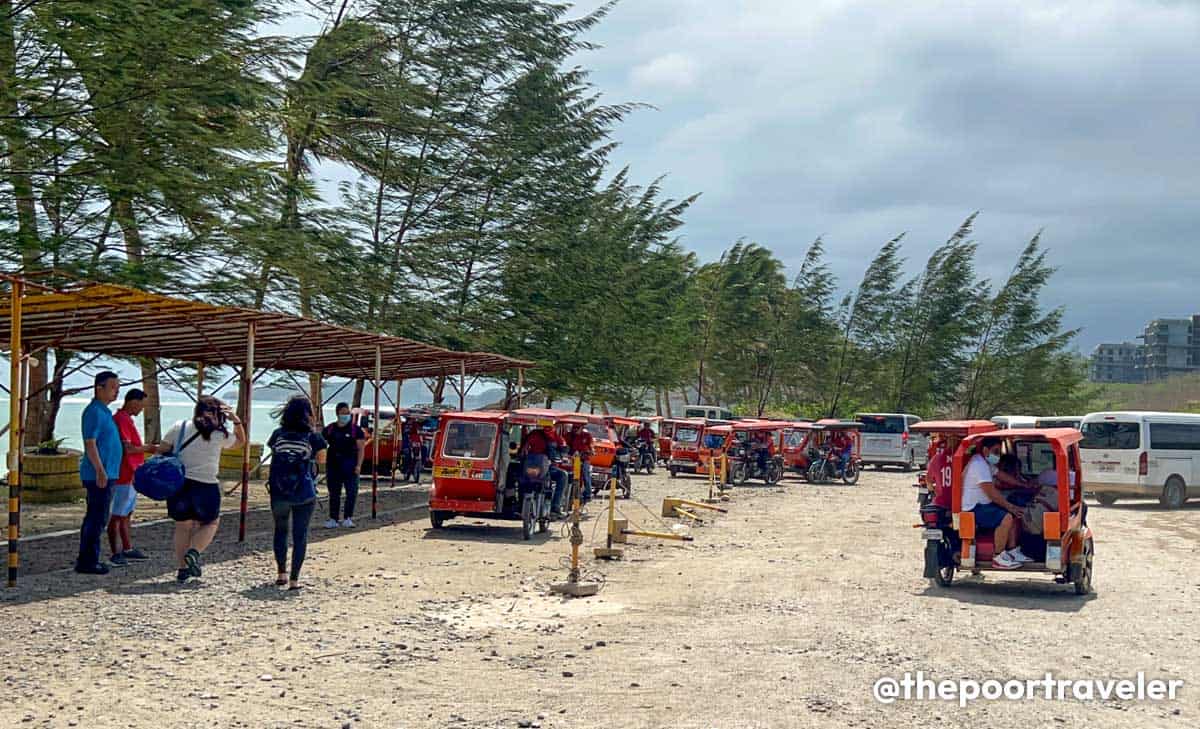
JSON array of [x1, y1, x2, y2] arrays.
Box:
[[569, 0, 1200, 349], [630, 52, 699, 90]]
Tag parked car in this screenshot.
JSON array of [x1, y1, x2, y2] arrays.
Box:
[[855, 413, 927, 471]]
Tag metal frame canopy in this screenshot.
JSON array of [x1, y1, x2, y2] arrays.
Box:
[[0, 271, 532, 587], [0, 273, 530, 381]]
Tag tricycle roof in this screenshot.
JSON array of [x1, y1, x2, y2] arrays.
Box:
[[911, 420, 998, 436]]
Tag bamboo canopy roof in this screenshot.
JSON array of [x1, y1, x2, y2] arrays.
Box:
[[0, 272, 531, 380]]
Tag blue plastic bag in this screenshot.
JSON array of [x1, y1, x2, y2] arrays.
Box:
[[133, 422, 188, 501]]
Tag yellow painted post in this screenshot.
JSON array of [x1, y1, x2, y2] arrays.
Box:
[[552, 451, 599, 596], [7, 279, 23, 586]]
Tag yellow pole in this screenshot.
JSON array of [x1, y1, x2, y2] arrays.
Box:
[[569, 453, 583, 580], [372, 345, 381, 518], [707, 455, 715, 501], [7, 279, 23, 586], [607, 469, 618, 549]]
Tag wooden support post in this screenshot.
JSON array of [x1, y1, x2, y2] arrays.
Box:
[[372, 345, 381, 519], [459, 360, 465, 411], [7, 279, 23, 587], [238, 322, 255, 542]]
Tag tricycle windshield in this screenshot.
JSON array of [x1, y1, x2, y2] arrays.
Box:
[[675, 427, 700, 444], [784, 431, 805, 447], [586, 423, 609, 441], [441, 421, 498, 461], [703, 433, 726, 449]]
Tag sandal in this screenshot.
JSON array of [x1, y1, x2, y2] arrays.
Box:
[[275, 573, 287, 587], [287, 580, 302, 591]]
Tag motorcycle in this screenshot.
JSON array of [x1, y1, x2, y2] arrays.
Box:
[[919, 500, 960, 587], [595, 442, 632, 499], [805, 445, 860, 485], [517, 453, 553, 540], [635, 439, 656, 475], [728, 443, 783, 485], [401, 437, 423, 484]]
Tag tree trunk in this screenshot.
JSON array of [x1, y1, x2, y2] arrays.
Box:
[[431, 376, 447, 405], [655, 389, 663, 417], [140, 358, 163, 443], [309, 373, 324, 427]]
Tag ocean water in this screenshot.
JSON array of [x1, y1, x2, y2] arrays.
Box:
[[0, 397, 344, 463]]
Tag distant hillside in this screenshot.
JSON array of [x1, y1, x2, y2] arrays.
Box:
[[1087, 373, 1200, 413]]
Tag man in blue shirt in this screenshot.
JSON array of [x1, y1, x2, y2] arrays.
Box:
[[76, 371, 123, 574]]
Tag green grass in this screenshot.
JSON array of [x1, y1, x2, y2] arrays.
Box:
[[1084, 373, 1200, 414]]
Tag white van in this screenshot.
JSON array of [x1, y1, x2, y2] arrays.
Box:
[[1035, 416, 1083, 430], [683, 405, 734, 421], [856, 413, 927, 470], [1080, 411, 1200, 509], [990, 415, 1038, 429]]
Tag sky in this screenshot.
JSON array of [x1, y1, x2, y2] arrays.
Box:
[[284, 0, 1200, 352]]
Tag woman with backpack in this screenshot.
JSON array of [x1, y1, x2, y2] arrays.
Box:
[[267, 395, 327, 590], [158, 396, 245, 584]]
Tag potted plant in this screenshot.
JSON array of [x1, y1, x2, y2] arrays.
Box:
[[22, 437, 83, 502]]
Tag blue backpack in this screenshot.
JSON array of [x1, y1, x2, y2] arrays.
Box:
[[133, 422, 199, 501], [268, 431, 314, 500]]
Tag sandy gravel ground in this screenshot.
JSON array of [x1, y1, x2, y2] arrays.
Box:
[[1, 467, 1197, 728]]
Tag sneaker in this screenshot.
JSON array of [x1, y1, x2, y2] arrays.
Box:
[[184, 548, 202, 578], [74, 562, 110, 575], [122, 548, 149, 561], [991, 551, 1021, 570], [323, 519, 339, 529], [176, 568, 191, 584], [1009, 547, 1035, 563], [340, 518, 355, 528], [109, 553, 129, 567]]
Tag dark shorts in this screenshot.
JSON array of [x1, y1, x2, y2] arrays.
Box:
[[168, 479, 222, 524], [971, 502, 1009, 530]]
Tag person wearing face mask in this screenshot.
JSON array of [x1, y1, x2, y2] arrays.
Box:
[[158, 396, 245, 584], [321, 402, 367, 528], [960, 436, 1032, 570]]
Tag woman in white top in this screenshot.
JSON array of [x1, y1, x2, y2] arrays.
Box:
[[157, 396, 245, 584]]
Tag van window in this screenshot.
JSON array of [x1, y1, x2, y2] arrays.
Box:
[[1149, 423, 1200, 450], [442, 421, 497, 460], [1080, 421, 1141, 449], [684, 408, 710, 419], [675, 427, 700, 444], [859, 415, 905, 434]]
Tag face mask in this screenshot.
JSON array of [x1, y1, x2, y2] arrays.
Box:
[[338, 414, 351, 426], [986, 453, 1000, 466]]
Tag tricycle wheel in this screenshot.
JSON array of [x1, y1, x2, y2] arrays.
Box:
[[902, 451, 915, 472], [430, 510, 447, 529], [842, 461, 860, 485], [521, 496, 535, 540], [1094, 493, 1118, 506], [730, 462, 747, 485], [765, 462, 783, 485], [1073, 539, 1094, 595], [668, 467, 678, 478], [621, 473, 632, 499], [933, 564, 955, 587]]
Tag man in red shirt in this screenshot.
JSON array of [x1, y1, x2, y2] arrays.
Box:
[[107, 389, 157, 565], [566, 423, 594, 503], [927, 437, 953, 508]]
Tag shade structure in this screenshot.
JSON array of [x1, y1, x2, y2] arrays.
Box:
[[0, 273, 531, 379], [0, 271, 532, 587]]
